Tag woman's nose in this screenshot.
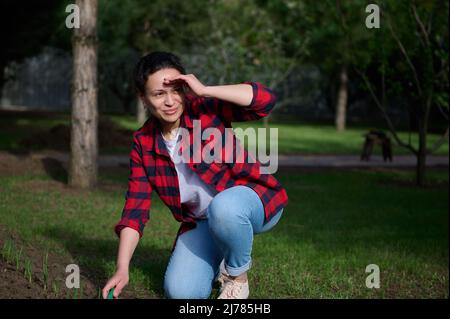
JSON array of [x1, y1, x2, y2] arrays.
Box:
[[165, 92, 175, 106]]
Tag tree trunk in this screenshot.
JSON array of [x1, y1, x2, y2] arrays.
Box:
[[335, 66, 348, 132], [0, 62, 6, 101], [69, 0, 98, 188], [137, 98, 147, 126], [416, 122, 427, 187]]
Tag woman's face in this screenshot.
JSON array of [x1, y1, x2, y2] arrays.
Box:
[[141, 68, 185, 126]]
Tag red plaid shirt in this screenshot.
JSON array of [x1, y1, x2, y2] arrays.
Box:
[[114, 82, 288, 239]]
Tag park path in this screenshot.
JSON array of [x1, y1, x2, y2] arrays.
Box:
[[18, 151, 449, 168]]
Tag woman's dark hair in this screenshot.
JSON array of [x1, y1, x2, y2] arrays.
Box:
[[134, 51, 186, 94]]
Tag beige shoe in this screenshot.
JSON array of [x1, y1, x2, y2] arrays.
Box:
[[217, 276, 249, 299], [216, 259, 228, 289], [217, 273, 227, 288]]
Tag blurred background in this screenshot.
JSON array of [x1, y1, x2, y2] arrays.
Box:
[[0, 0, 448, 299]]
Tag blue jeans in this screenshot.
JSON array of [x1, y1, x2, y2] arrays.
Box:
[[163, 185, 284, 299]]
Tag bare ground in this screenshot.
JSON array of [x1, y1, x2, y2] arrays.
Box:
[[0, 224, 100, 299], [0, 154, 148, 299]]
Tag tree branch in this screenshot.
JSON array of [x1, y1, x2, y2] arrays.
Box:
[[269, 49, 304, 90], [355, 67, 418, 155], [412, 2, 431, 47], [427, 126, 449, 155], [386, 15, 423, 97]]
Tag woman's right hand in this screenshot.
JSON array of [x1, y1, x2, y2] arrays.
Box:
[[102, 268, 129, 299]]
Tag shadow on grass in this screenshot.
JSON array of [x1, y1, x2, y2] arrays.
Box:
[[41, 157, 68, 183], [39, 226, 171, 299]]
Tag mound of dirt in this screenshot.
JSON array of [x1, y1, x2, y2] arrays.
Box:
[[0, 258, 45, 299], [0, 182, 153, 299], [18, 117, 134, 152], [0, 152, 48, 177], [0, 224, 99, 299]]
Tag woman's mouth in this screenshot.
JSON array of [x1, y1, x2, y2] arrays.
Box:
[[163, 108, 178, 115]]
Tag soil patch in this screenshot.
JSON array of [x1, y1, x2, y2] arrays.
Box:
[[18, 117, 133, 152], [0, 224, 99, 299]]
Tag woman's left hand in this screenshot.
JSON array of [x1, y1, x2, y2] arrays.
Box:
[[164, 74, 208, 97]]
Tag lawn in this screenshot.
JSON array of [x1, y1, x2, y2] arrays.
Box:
[[0, 111, 448, 156], [111, 114, 450, 156], [0, 164, 448, 298]]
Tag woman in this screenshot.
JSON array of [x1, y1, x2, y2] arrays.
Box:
[[102, 51, 288, 299]]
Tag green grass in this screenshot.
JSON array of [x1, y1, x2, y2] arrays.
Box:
[[0, 112, 448, 155], [0, 167, 447, 298], [108, 115, 449, 156], [234, 122, 449, 156]]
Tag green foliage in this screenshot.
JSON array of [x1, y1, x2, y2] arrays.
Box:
[[370, 0, 449, 109], [24, 259, 33, 284], [96, 0, 299, 108], [183, 0, 296, 86], [1, 239, 15, 264], [43, 252, 49, 291]]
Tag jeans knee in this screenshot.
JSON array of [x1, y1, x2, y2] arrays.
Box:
[[208, 196, 243, 227], [164, 276, 211, 299]]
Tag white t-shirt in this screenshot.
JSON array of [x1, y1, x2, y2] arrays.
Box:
[[162, 131, 218, 219]]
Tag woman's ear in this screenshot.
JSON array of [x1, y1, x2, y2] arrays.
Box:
[[138, 93, 147, 106]]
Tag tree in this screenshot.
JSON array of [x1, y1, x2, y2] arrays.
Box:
[[97, 0, 299, 126], [305, 0, 374, 132], [97, 0, 141, 117], [352, 0, 448, 186], [69, 0, 99, 188], [96, 0, 209, 122], [256, 0, 371, 131], [187, 0, 306, 128]]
